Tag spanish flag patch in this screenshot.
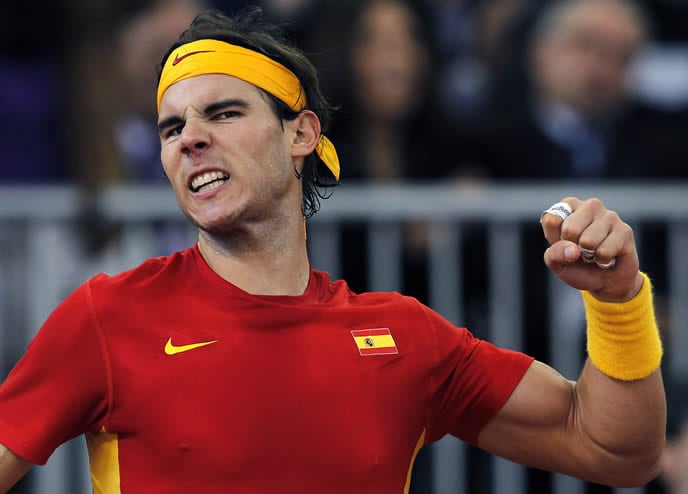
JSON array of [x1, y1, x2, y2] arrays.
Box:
[[351, 328, 398, 356]]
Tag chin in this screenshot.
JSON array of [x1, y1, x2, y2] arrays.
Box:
[[195, 212, 245, 235]]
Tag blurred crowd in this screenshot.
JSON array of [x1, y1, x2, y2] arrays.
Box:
[[2, 0, 688, 493], [3, 0, 687, 185]]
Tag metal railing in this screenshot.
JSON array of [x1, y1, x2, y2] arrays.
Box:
[[1, 182, 686, 494]]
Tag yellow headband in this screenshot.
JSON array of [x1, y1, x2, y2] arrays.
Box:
[[157, 39, 340, 180]]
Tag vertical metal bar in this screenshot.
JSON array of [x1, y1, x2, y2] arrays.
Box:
[[548, 271, 586, 380], [33, 445, 69, 494], [669, 221, 688, 378], [488, 223, 523, 351], [488, 222, 526, 494], [307, 222, 341, 281], [368, 221, 402, 292], [25, 222, 74, 339], [428, 222, 466, 494], [119, 224, 160, 269], [0, 225, 13, 368], [4, 223, 28, 363], [428, 222, 463, 325], [70, 438, 92, 493]]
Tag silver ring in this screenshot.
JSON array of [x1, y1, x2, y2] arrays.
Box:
[[593, 256, 616, 269], [542, 202, 573, 222], [579, 246, 595, 258], [579, 246, 595, 263]]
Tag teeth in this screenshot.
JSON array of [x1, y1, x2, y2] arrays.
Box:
[[191, 171, 229, 192], [197, 180, 224, 193]]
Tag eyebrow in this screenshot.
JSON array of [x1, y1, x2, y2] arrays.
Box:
[[157, 98, 250, 135]]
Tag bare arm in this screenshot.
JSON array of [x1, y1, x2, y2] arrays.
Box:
[[0, 444, 32, 493], [478, 197, 666, 487], [478, 360, 665, 487]]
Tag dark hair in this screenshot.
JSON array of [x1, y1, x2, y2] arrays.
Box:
[[157, 6, 337, 218]]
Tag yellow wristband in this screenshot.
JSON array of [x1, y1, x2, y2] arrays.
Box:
[[582, 272, 663, 381]]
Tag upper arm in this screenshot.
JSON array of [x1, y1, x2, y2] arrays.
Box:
[[477, 360, 578, 469], [0, 443, 32, 493], [0, 281, 109, 464]]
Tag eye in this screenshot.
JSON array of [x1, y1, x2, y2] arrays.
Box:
[[162, 124, 184, 139], [213, 110, 240, 120]]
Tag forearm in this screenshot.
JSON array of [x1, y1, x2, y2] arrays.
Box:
[[573, 360, 665, 485], [478, 273, 666, 487], [0, 444, 32, 493], [573, 273, 666, 485]]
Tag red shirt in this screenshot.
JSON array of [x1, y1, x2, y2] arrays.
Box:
[[0, 245, 533, 493]]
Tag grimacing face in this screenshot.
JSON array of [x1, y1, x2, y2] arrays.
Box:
[[157, 74, 307, 234]]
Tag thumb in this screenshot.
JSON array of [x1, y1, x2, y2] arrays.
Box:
[[544, 241, 580, 270]]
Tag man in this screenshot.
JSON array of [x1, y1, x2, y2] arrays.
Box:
[[0, 7, 666, 493], [470, 0, 687, 180]]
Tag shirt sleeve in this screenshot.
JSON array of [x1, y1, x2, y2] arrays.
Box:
[[0, 279, 110, 465], [422, 304, 534, 446]]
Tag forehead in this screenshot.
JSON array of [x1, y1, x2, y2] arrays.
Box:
[[158, 73, 266, 115], [560, 2, 644, 43]]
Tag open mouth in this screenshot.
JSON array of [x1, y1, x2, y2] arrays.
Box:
[[190, 171, 230, 193]]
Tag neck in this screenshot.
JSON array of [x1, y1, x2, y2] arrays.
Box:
[[360, 122, 403, 181], [197, 215, 310, 296]]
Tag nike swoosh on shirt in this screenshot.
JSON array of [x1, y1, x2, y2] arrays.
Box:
[[172, 50, 214, 66], [164, 337, 219, 355]]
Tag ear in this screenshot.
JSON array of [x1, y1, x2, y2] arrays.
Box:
[[290, 110, 321, 159]]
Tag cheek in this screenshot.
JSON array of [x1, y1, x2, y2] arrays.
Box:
[[243, 125, 290, 172], [160, 144, 175, 171]]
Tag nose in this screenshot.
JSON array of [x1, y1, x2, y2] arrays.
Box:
[[179, 118, 210, 156]]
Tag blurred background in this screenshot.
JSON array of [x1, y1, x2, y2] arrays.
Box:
[[1, 0, 688, 493]]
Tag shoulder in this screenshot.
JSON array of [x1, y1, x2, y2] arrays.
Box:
[[86, 248, 194, 300], [320, 271, 425, 312]]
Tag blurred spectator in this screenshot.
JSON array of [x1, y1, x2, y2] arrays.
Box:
[[59, 0, 204, 255], [116, 0, 206, 183], [310, 0, 453, 183], [112, 0, 207, 256], [305, 0, 458, 302], [63, 0, 153, 190], [416, 0, 531, 125], [450, 5, 688, 492], [456, 0, 688, 329], [465, 0, 688, 181]]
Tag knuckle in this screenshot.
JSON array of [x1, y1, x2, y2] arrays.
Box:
[[624, 226, 635, 243], [578, 234, 595, 250], [602, 210, 620, 223], [540, 215, 559, 228], [586, 197, 604, 210], [560, 222, 577, 241], [595, 245, 613, 259]]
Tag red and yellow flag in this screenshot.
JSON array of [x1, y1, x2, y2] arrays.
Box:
[[351, 328, 398, 356]]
